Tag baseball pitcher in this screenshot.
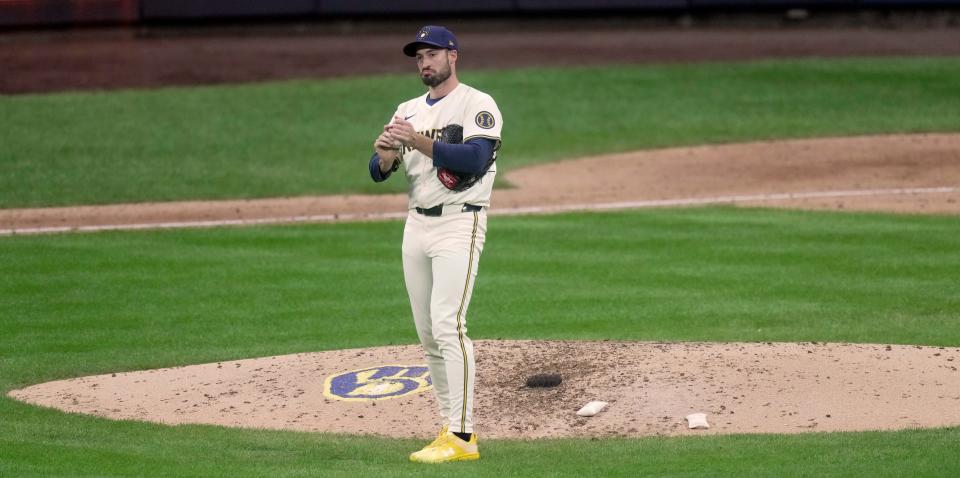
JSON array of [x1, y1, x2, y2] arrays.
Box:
[[368, 25, 502, 464]]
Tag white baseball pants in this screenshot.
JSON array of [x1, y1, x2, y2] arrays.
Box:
[[402, 208, 486, 434]]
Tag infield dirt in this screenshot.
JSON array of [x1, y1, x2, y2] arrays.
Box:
[[2, 133, 959, 233]]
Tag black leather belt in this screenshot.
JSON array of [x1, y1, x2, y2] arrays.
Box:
[[415, 203, 482, 217]]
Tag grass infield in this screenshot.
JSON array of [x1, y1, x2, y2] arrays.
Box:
[[2, 207, 959, 476], [2, 57, 960, 208]]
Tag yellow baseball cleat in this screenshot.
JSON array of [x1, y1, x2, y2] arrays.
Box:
[[426, 425, 449, 450], [408, 425, 449, 461], [409, 432, 479, 463]]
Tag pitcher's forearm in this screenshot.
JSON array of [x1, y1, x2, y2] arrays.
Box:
[[410, 134, 434, 159], [379, 152, 397, 173]]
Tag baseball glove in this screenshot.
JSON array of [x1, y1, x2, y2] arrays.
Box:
[[435, 124, 496, 192]]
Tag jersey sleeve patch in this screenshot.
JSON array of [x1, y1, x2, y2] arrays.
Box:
[[475, 111, 496, 129]]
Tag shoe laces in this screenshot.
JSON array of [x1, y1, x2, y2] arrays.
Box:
[[428, 425, 449, 448]]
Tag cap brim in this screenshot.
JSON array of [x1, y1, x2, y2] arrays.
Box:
[[403, 41, 448, 57]]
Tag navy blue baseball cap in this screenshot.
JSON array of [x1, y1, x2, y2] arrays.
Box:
[[403, 25, 459, 57]]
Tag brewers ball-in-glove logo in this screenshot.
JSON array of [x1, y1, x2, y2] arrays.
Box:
[[435, 123, 497, 192], [323, 365, 432, 402], [475, 111, 495, 129]]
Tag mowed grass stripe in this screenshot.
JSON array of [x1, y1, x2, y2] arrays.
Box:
[[3, 57, 960, 207], [1, 414, 958, 477], [3, 207, 958, 389], [2, 207, 959, 476]]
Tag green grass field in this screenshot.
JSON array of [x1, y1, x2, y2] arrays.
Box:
[[2, 57, 960, 208], [2, 208, 959, 477], [3, 55, 960, 477]]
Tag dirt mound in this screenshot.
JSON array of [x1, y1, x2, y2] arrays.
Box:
[[10, 340, 960, 438]]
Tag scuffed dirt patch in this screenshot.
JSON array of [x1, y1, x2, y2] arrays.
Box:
[[9, 340, 960, 439]]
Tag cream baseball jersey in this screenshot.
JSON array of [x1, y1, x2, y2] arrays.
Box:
[[393, 83, 503, 209]]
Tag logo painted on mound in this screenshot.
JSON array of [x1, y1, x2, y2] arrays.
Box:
[[323, 365, 432, 402]]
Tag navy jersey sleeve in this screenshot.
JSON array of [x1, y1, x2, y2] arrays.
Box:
[[369, 153, 398, 182], [431, 138, 496, 174]]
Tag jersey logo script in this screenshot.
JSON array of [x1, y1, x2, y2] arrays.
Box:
[[475, 111, 495, 129], [323, 365, 432, 402]]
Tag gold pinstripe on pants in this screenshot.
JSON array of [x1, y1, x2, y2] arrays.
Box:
[[453, 210, 478, 433]]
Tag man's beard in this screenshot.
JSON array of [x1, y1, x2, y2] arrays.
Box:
[[421, 63, 451, 87]]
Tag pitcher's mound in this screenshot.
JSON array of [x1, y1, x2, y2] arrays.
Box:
[[8, 340, 960, 438]]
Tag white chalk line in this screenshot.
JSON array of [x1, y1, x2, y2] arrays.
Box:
[[1, 186, 956, 237]]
